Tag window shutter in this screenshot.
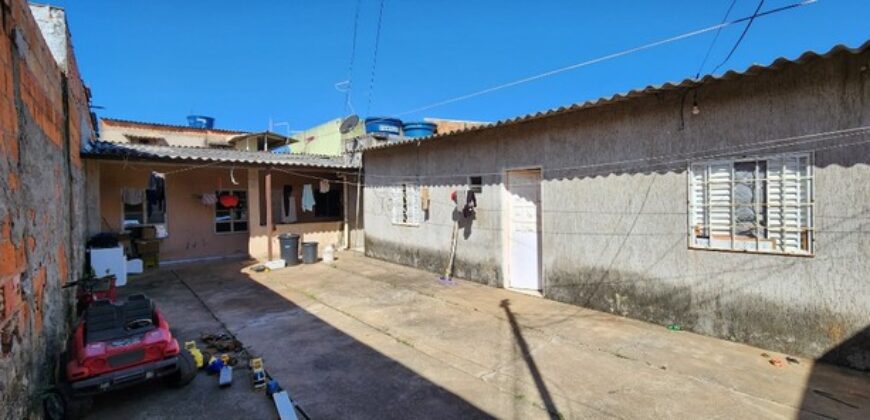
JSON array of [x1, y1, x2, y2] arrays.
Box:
[[766, 156, 802, 252], [407, 185, 421, 224], [708, 163, 732, 245], [690, 164, 708, 238]]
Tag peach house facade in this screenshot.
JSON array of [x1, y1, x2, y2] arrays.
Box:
[[84, 141, 360, 264]]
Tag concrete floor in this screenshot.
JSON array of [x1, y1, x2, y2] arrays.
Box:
[[87, 251, 869, 419]]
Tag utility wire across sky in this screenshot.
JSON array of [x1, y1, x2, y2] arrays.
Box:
[[393, 0, 817, 117]]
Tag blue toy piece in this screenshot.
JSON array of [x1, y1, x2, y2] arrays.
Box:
[[206, 357, 224, 374]]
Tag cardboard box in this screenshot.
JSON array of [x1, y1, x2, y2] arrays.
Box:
[[134, 239, 160, 255]]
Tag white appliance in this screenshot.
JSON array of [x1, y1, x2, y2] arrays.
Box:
[[89, 246, 128, 286]]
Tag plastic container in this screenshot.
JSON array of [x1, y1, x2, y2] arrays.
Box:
[[364, 117, 402, 136], [278, 234, 300, 266], [187, 115, 215, 129], [302, 242, 318, 264], [402, 121, 436, 138], [323, 245, 335, 263]]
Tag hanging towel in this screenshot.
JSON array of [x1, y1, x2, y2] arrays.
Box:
[[122, 188, 144, 206], [282, 186, 297, 223], [319, 179, 330, 193], [420, 187, 430, 211], [146, 172, 166, 212], [154, 223, 168, 239], [302, 184, 316, 212]]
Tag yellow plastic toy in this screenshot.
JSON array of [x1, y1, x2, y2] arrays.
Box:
[[184, 341, 204, 368]]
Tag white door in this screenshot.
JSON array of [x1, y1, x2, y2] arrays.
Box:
[[506, 169, 542, 291]]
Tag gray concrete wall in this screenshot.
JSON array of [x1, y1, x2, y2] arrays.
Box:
[[364, 47, 870, 370]]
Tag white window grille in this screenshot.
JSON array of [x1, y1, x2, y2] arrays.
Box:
[[391, 183, 422, 225], [689, 153, 813, 255]]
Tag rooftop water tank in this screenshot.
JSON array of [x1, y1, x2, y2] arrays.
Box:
[[365, 117, 402, 136], [187, 115, 215, 129], [402, 121, 436, 138]]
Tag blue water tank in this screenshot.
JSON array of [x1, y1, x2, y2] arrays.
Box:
[[187, 115, 215, 129], [402, 121, 437, 138], [365, 117, 402, 136]]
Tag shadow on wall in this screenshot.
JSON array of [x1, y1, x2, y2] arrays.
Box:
[[799, 326, 870, 419], [84, 261, 494, 419]]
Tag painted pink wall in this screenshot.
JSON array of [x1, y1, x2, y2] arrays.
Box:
[[98, 162, 249, 261]]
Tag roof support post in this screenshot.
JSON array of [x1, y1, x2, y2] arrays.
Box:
[[266, 168, 273, 261]]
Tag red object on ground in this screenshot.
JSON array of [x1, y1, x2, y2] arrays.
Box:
[[450, 190, 457, 202], [64, 294, 192, 396]]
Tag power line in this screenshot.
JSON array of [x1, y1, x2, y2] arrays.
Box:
[[695, 0, 738, 79], [711, 0, 766, 75], [366, 0, 387, 115], [393, 0, 817, 117]]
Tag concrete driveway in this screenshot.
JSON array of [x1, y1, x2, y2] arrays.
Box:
[[87, 252, 869, 419]]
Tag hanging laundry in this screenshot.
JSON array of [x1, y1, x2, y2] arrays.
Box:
[[301, 184, 315, 212], [122, 188, 144, 206], [146, 172, 166, 212], [420, 187, 430, 211], [282, 186, 297, 223], [319, 179, 330, 193], [201, 193, 217, 206], [463, 190, 477, 218]]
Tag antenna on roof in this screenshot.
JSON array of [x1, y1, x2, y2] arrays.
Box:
[[340, 114, 360, 134]]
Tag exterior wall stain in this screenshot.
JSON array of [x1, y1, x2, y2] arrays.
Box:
[[363, 46, 870, 370]]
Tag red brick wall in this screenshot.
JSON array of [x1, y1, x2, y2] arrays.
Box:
[[0, 1, 94, 417]]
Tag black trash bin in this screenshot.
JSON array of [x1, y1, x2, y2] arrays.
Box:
[[302, 242, 318, 264], [278, 234, 300, 266]]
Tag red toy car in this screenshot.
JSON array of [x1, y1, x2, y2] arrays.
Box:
[[50, 294, 196, 419], [64, 274, 118, 314]]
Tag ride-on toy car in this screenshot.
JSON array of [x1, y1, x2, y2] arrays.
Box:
[[47, 293, 196, 419], [64, 274, 118, 315]]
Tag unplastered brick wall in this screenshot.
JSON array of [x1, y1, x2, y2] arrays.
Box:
[[0, 1, 94, 418]]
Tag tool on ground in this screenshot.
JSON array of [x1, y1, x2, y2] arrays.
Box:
[[439, 192, 461, 284], [250, 358, 267, 389], [219, 365, 233, 387], [185, 341, 204, 368]]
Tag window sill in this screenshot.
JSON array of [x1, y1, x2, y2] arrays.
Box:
[[688, 245, 813, 258], [214, 231, 249, 236]]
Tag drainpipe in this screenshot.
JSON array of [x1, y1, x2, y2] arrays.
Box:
[[265, 168, 273, 261]]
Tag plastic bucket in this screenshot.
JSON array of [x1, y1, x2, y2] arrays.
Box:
[[278, 234, 300, 266], [402, 122, 436, 138], [302, 242, 318, 264], [364, 117, 402, 136]]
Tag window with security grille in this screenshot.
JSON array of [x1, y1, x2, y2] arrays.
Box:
[[391, 183, 422, 225], [689, 153, 813, 254]]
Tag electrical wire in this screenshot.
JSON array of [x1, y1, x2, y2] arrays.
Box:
[[695, 0, 738, 79], [393, 0, 817, 117], [711, 0, 766, 75], [366, 0, 387, 115]]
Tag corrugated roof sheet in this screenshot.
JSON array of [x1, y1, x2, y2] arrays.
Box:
[[365, 40, 870, 151], [82, 141, 354, 168], [101, 117, 247, 135]]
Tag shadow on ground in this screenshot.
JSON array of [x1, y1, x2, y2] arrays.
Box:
[[798, 327, 870, 419], [83, 260, 492, 420]]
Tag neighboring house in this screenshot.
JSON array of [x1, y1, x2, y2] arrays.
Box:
[[293, 117, 365, 156], [361, 41, 870, 370], [82, 141, 361, 263], [100, 117, 246, 148]]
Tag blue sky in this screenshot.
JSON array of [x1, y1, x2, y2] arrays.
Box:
[[53, 0, 870, 133]]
